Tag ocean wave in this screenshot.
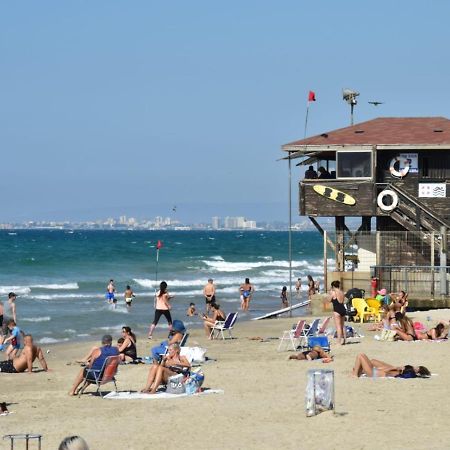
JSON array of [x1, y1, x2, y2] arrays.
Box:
[[31, 283, 79, 290], [38, 337, 69, 344], [30, 293, 102, 300], [0, 286, 31, 295], [210, 256, 224, 261], [21, 316, 51, 323], [202, 259, 317, 272]]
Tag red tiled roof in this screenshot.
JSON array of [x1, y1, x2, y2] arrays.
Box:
[[283, 117, 450, 147]]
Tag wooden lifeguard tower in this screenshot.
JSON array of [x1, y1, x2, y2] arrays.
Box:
[[282, 117, 450, 306]]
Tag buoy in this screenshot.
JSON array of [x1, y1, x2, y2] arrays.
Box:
[[389, 157, 410, 178], [377, 189, 399, 212]]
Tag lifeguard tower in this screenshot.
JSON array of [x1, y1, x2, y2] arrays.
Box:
[[282, 117, 450, 307]]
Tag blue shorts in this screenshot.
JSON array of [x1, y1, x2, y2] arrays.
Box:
[[106, 292, 115, 300]]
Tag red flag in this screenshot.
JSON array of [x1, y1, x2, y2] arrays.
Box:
[[156, 240, 163, 250], [308, 91, 316, 102]]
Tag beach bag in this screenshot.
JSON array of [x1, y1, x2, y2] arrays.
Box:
[[305, 369, 335, 417], [184, 369, 205, 395], [380, 329, 396, 341], [166, 374, 185, 395]]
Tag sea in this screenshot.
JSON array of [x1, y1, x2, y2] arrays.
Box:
[[0, 230, 325, 345]]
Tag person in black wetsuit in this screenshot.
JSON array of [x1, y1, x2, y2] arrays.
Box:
[[328, 280, 346, 345]]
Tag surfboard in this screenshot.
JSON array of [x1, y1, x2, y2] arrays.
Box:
[[252, 300, 310, 320], [313, 184, 356, 205]]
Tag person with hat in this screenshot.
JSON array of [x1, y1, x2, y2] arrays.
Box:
[[150, 320, 186, 362], [375, 288, 389, 306], [69, 334, 119, 396]]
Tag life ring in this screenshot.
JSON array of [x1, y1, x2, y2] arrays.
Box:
[[377, 189, 398, 212], [389, 156, 410, 178]]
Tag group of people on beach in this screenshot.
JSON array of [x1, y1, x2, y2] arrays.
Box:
[[105, 279, 136, 310]]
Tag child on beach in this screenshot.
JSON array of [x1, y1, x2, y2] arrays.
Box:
[[0, 319, 22, 359], [186, 303, 197, 316]]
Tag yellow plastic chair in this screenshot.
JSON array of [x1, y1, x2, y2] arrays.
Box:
[[352, 298, 379, 323], [366, 298, 382, 321]]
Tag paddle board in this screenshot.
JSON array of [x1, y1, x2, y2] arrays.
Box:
[[313, 184, 356, 205], [252, 300, 310, 320]]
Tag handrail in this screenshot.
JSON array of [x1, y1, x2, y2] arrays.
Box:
[[377, 182, 449, 229]]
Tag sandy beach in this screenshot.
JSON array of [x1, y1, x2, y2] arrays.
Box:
[[1, 309, 450, 450]]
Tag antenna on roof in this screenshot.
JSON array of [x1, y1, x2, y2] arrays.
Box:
[[342, 88, 359, 125]]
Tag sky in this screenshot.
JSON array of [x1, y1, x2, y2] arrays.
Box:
[[1, 1, 450, 223]]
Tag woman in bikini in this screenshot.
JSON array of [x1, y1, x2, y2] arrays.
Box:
[[328, 280, 346, 345], [118, 326, 137, 362], [307, 275, 315, 300], [415, 322, 448, 340], [202, 303, 226, 338], [141, 342, 191, 394], [392, 313, 417, 341], [289, 345, 333, 362], [352, 353, 430, 378]]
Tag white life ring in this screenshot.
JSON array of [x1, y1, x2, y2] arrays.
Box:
[[389, 156, 410, 178], [377, 189, 398, 212]]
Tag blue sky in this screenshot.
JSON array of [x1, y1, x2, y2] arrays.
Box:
[[1, 1, 449, 222]]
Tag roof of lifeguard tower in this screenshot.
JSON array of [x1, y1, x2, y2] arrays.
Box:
[[282, 117, 450, 152]]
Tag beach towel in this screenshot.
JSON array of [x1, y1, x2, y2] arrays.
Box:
[[104, 389, 224, 400]]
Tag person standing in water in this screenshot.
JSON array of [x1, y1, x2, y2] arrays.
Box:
[[124, 285, 135, 310], [295, 278, 302, 297], [148, 281, 173, 340], [280, 286, 289, 308], [106, 280, 116, 307], [239, 278, 254, 311], [7, 293, 17, 323]]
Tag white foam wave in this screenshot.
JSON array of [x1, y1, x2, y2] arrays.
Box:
[[0, 286, 31, 295], [31, 283, 79, 290], [210, 256, 224, 261], [30, 293, 101, 300], [38, 337, 69, 344], [22, 316, 51, 323], [202, 259, 315, 272]]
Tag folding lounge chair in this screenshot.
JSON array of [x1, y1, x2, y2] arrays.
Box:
[[317, 317, 331, 335], [209, 312, 238, 340], [78, 355, 120, 398], [155, 333, 190, 361], [278, 320, 306, 352]]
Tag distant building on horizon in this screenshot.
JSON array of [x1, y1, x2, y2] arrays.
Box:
[[211, 216, 220, 229], [224, 216, 257, 230]]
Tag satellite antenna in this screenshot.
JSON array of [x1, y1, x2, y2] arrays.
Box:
[[342, 88, 359, 125]]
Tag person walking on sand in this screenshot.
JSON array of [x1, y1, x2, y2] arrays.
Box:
[[328, 280, 346, 345], [147, 281, 173, 339], [239, 278, 254, 311], [124, 285, 135, 310], [7, 292, 17, 323], [203, 278, 216, 313]]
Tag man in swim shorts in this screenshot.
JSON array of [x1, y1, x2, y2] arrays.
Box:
[[124, 285, 135, 310], [203, 279, 216, 313], [106, 279, 116, 307], [0, 334, 48, 373]]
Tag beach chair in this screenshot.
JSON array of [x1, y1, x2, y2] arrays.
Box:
[[154, 333, 190, 362], [298, 318, 320, 349], [209, 312, 238, 340], [77, 355, 120, 398], [317, 317, 331, 335], [277, 320, 306, 352], [352, 298, 379, 323], [366, 299, 382, 320], [306, 335, 330, 352]]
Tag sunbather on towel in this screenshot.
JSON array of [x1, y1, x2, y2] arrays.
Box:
[[141, 342, 191, 394], [69, 334, 119, 396], [289, 345, 332, 362], [415, 321, 448, 340], [0, 334, 48, 373], [352, 353, 430, 378]]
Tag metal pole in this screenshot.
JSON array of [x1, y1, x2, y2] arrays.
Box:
[[440, 226, 448, 296], [324, 230, 328, 292], [288, 152, 293, 317]]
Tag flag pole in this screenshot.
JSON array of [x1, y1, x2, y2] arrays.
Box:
[[288, 151, 293, 318], [304, 103, 310, 139]]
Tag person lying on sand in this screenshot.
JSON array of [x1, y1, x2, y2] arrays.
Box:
[[141, 342, 190, 394], [69, 334, 119, 396], [289, 345, 333, 363], [352, 353, 430, 378], [0, 334, 48, 373], [415, 321, 448, 340]]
